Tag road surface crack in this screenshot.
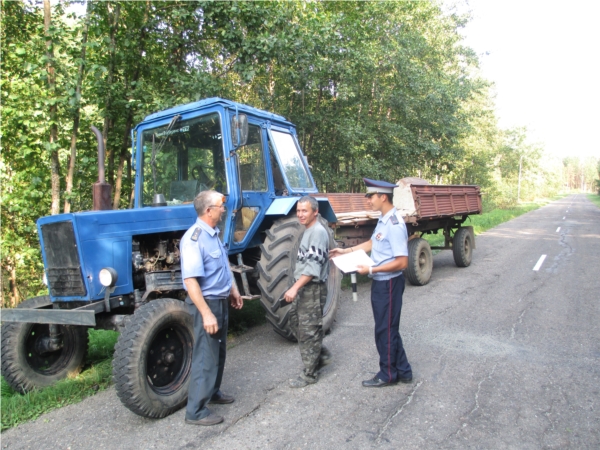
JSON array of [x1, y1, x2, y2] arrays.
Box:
[[444, 363, 497, 442], [374, 380, 423, 444]]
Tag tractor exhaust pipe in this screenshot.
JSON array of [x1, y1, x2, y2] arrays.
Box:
[[91, 126, 112, 211]]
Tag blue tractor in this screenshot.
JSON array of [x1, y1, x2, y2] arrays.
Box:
[[1, 98, 341, 418]]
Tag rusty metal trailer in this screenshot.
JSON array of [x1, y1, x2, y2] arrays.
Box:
[[317, 178, 482, 286]]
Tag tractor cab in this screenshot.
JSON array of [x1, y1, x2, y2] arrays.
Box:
[[133, 97, 322, 250]]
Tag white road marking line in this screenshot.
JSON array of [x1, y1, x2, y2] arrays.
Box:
[[556, 227, 560, 232], [533, 255, 547, 271]]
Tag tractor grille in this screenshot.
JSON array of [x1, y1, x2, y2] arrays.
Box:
[[40, 221, 87, 297]]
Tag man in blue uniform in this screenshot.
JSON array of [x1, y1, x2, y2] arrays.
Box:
[[330, 178, 412, 387], [180, 190, 243, 426]]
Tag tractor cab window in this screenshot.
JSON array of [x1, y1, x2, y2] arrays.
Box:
[[269, 130, 314, 190], [141, 113, 226, 206], [237, 124, 267, 192]]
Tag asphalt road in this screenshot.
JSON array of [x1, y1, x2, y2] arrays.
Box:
[[3, 194, 599, 449]]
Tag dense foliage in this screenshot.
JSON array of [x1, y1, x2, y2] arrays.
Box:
[[1, 0, 598, 305]]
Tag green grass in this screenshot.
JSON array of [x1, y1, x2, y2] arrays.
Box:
[[421, 201, 549, 249], [1, 329, 118, 431], [586, 193, 600, 208], [228, 298, 267, 335]]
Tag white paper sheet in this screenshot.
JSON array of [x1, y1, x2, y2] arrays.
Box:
[[331, 249, 375, 274]]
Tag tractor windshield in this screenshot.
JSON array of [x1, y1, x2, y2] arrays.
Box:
[[269, 130, 315, 190], [141, 113, 227, 206]]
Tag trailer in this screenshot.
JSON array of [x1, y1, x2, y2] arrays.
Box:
[[317, 177, 482, 286]]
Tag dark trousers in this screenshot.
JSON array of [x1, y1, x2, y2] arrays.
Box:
[[371, 275, 412, 383], [185, 298, 228, 420]]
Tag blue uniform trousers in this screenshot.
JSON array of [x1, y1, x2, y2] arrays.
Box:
[[185, 297, 228, 421], [371, 274, 412, 383]]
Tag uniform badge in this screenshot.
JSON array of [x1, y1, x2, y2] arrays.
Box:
[[390, 214, 399, 225], [191, 227, 202, 241], [375, 233, 383, 241]]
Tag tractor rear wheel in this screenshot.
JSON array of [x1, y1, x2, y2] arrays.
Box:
[[113, 298, 193, 418], [1, 296, 89, 393], [257, 214, 341, 341]]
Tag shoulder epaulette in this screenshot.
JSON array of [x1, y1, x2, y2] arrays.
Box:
[[191, 227, 202, 241], [390, 214, 399, 225]]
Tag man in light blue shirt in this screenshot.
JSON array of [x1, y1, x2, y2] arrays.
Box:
[[330, 178, 412, 387], [180, 190, 243, 426]]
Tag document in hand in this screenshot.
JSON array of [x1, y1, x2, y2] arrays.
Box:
[[331, 249, 375, 274]]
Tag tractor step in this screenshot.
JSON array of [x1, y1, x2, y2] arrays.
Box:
[[230, 264, 254, 273]]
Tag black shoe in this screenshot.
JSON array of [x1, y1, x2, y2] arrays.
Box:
[[209, 392, 235, 404], [185, 413, 224, 426], [362, 376, 397, 388], [397, 375, 413, 384]]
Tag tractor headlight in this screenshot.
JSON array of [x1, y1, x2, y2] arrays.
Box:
[[99, 267, 118, 288]]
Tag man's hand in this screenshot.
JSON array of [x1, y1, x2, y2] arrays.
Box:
[[329, 247, 345, 259], [356, 264, 370, 276], [283, 286, 299, 303], [201, 310, 219, 335], [230, 290, 243, 310]]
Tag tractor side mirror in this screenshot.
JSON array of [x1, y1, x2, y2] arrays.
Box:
[[231, 113, 248, 148]]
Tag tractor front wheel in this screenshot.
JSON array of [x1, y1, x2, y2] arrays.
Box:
[[1, 296, 89, 393], [113, 298, 194, 418]]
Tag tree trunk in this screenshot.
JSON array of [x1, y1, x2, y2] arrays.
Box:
[[64, 0, 92, 213], [10, 265, 19, 307], [112, 114, 133, 209], [103, 2, 120, 191], [305, 86, 322, 157], [44, 0, 61, 215], [113, 1, 149, 209]]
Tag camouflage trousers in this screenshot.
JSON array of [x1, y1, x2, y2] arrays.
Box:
[[289, 282, 329, 379]]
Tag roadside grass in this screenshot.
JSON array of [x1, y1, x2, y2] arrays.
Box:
[[1, 329, 118, 431], [422, 200, 547, 249], [228, 298, 267, 335], [586, 193, 600, 208], [0, 302, 266, 432]]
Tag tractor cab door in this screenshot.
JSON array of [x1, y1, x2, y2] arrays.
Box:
[[229, 119, 271, 250]]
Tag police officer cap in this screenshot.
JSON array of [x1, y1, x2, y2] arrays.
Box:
[[363, 177, 397, 195]]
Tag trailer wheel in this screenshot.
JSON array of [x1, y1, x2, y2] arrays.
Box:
[[113, 298, 193, 418], [406, 238, 433, 286], [257, 214, 341, 341], [1, 296, 89, 394], [453, 227, 473, 267]]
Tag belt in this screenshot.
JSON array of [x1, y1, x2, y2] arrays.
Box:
[[204, 296, 228, 301], [305, 280, 326, 285]]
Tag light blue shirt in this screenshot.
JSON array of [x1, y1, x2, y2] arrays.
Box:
[[370, 207, 409, 281], [180, 218, 232, 299]]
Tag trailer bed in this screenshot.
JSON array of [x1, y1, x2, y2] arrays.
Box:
[[316, 180, 482, 226]]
